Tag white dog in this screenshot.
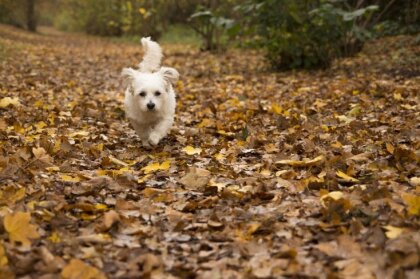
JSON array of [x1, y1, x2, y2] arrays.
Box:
[[122, 37, 179, 147]]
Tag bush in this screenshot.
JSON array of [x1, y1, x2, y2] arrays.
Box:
[[236, 0, 378, 70], [188, 10, 234, 51]]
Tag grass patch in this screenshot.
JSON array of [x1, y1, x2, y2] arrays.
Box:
[[108, 24, 201, 47], [160, 24, 201, 47]]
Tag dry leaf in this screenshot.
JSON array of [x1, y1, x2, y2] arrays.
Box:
[[383, 225, 404, 239], [401, 193, 420, 216], [141, 160, 171, 174], [179, 167, 210, 190], [336, 170, 359, 183], [275, 155, 325, 167], [102, 210, 120, 230], [0, 97, 20, 108], [60, 174, 81, 183], [182, 145, 202, 155], [4, 211, 40, 247], [0, 243, 8, 266], [32, 147, 53, 167], [61, 259, 106, 279]]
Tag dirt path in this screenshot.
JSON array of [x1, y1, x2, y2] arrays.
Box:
[[0, 24, 419, 278]]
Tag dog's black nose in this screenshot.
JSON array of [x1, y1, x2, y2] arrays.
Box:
[[147, 102, 155, 110]]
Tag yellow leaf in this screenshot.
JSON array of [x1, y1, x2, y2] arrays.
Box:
[[0, 243, 8, 266], [393, 92, 402, 100], [34, 121, 47, 130], [320, 191, 344, 207], [402, 193, 420, 216], [0, 186, 25, 205], [271, 103, 282, 114], [214, 153, 225, 161], [247, 222, 261, 235], [383, 225, 404, 239], [48, 231, 61, 243], [0, 97, 20, 108], [197, 118, 214, 128], [275, 155, 325, 167], [46, 166, 60, 172], [217, 130, 235, 137], [69, 130, 89, 138], [323, 191, 344, 200], [141, 160, 170, 174], [4, 212, 40, 247], [60, 174, 81, 183], [182, 146, 202, 155], [408, 177, 420, 187], [94, 204, 108, 211], [138, 174, 152, 183], [108, 156, 128, 166], [259, 169, 271, 176], [61, 259, 106, 279], [336, 170, 359, 183], [138, 7, 147, 15], [385, 143, 394, 154]]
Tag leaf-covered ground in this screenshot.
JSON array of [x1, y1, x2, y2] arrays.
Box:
[[0, 24, 419, 279]]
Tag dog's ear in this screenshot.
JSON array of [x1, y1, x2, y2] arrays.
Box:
[[121, 68, 137, 91], [159, 67, 179, 86]]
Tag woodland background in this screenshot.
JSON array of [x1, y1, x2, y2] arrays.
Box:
[[0, 0, 419, 69]]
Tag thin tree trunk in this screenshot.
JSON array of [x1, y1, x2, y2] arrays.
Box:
[[26, 0, 37, 32]]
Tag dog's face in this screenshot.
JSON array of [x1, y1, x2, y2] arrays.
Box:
[[122, 67, 179, 113]]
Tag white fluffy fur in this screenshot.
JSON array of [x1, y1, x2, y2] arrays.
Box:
[[139, 37, 162, 73], [122, 38, 179, 147]]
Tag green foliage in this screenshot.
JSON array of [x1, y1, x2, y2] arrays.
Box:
[[188, 9, 235, 51], [160, 24, 201, 46], [53, 0, 167, 38], [236, 0, 379, 70], [0, 0, 28, 29]]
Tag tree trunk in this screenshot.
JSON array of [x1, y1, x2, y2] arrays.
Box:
[[26, 0, 37, 32]]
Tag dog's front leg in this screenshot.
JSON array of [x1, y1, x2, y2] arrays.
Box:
[[148, 118, 173, 146]]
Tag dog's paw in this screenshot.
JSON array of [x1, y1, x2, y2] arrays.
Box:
[[148, 132, 161, 146]]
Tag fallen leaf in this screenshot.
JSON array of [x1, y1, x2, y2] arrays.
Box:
[[320, 191, 344, 207], [275, 155, 325, 167], [32, 147, 53, 166], [401, 193, 420, 216], [141, 160, 171, 174], [336, 170, 359, 183], [0, 186, 25, 205], [182, 145, 202, 155], [4, 211, 40, 247], [0, 97, 20, 108], [179, 167, 211, 190], [383, 225, 404, 239], [102, 210, 120, 230], [60, 174, 81, 183], [61, 259, 106, 279], [0, 243, 8, 266]]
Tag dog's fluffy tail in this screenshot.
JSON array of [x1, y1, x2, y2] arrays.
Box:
[[139, 37, 162, 73]]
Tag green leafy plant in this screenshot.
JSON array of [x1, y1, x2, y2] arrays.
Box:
[[188, 9, 235, 51], [235, 0, 379, 70]]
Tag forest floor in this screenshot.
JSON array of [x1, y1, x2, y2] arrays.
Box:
[[0, 24, 419, 279]]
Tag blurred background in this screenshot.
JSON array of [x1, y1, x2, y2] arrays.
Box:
[[0, 0, 418, 70]]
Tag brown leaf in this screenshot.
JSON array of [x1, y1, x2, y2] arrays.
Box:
[[179, 167, 211, 190]]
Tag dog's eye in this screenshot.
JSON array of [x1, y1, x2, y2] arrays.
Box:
[[139, 91, 146, 97], [154, 91, 161, 96]]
